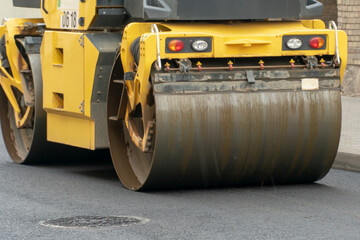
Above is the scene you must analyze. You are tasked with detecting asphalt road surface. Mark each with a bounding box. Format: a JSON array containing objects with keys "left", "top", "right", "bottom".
[{"left": 1, "top": 139, "right": 360, "bottom": 239}]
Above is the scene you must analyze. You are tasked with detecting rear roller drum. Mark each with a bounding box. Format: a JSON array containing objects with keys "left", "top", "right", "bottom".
[{"left": 0, "top": 52, "right": 61, "bottom": 164}]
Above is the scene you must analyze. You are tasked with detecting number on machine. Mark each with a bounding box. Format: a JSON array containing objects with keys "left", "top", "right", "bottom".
[{"left": 60, "top": 11, "right": 79, "bottom": 29}]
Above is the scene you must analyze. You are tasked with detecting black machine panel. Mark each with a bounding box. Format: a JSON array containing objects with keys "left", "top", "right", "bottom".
[
  {"left": 124, "top": 0, "right": 323, "bottom": 21},
  {"left": 12, "top": 0, "right": 323, "bottom": 22},
  {"left": 13, "top": 0, "right": 40, "bottom": 8}
]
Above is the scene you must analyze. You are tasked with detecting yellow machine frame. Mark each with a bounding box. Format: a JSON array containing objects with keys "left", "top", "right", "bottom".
[
  {"left": 0, "top": 17, "right": 347, "bottom": 151},
  {"left": 121, "top": 20, "right": 347, "bottom": 115}
]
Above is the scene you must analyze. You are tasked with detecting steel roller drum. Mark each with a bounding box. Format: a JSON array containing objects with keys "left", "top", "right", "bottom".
[{"left": 110, "top": 70, "right": 341, "bottom": 190}]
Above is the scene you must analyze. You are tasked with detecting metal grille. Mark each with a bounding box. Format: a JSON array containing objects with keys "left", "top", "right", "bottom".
[{"left": 39, "top": 216, "right": 149, "bottom": 228}]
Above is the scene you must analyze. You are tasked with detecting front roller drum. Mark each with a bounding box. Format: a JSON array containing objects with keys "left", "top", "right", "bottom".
[{"left": 109, "top": 86, "right": 341, "bottom": 190}]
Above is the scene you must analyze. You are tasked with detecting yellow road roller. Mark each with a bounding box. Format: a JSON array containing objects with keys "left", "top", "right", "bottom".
[{"left": 0, "top": 0, "right": 347, "bottom": 190}]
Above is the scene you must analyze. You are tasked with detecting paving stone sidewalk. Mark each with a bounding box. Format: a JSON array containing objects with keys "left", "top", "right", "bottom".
[
  {"left": 339, "top": 96, "right": 360, "bottom": 155},
  {"left": 333, "top": 96, "right": 360, "bottom": 172}
]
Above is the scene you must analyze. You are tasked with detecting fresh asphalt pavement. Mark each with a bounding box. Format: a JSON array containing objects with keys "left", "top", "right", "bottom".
[{"left": 1, "top": 138, "right": 360, "bottom": 239}]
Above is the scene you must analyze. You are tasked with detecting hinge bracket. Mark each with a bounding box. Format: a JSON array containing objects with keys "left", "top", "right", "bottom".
[{"left": 79, "top": 35, "right": 84, "bottom": 47}]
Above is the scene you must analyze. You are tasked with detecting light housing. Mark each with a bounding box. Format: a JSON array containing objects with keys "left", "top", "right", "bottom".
[
  {"left": 283, "top": 35, "right": 326, "bottom": 51},
  {"left": 168, "top": 40, "right": 184, "bottom": 52},
  {"left": 166, "top": 37, "right": 212, "bottom": 53},
  {"left": 309, "top": 37, "right": 325, "bottom": 49},
  {"left": 286, "top": 38, "right": 303, "bottom": 50},
  {"left": 192, "top": 40, "right": 209, "bottom": 52}
]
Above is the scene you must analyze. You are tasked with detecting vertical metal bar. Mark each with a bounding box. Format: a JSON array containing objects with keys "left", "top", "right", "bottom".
[
  {"left": 329, "top": 21, "right": 341, "bottom": 66},
  {"left": 151, "top": 24, "right": 162, "bottom": 71}
]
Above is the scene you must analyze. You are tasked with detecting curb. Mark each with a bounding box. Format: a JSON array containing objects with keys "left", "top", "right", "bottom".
[{"left": 333, "top": 152, "right": 360, "bottom": 173}]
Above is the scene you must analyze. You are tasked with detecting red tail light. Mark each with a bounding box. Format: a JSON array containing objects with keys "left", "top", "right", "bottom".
[
  {"left": 168, "top": 40, "right": 184, "bottom": 52},
  {"left": 309, "top": 37, "right": 325, "bottom": 49}
]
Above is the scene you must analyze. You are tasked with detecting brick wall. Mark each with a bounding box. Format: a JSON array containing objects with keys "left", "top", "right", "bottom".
[
  {"left": 337, "top": 0, "right": 360, "bottom": 96},
  {"left": 318, "top": 0, "right": 338, "bottom": 25},
  {"left": 317, "top": 0, "right": 360, "bottom": 96},
  {"left": 324, "top": 0, "right": 360, "bottom": 96}
]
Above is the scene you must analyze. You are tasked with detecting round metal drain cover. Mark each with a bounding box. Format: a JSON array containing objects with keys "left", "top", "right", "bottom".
[{"left": 39, "top": 216, "right": 149, "bottom": 228}]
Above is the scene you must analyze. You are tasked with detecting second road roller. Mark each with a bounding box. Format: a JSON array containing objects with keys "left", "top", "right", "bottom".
[{"left": 0, "top": 0, "right": 348, "bottom": 190}]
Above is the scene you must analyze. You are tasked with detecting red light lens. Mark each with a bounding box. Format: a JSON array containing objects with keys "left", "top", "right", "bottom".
[
  {"left": 168, "top": 40, "right": 184, "bottom": 52},
  {"left": 309, "top": 37, "right": 325, "bottom": 49}
]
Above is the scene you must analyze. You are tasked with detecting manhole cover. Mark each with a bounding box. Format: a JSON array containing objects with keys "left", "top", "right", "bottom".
[{"left": 39, "top": 216, "right": 149, "bottom": 228}]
